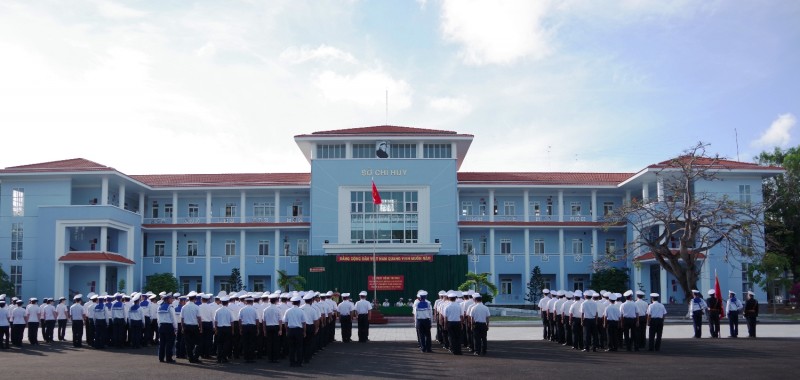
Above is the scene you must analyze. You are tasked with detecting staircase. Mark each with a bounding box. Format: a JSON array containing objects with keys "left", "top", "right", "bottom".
[{"left": 665, "top": 303, "right": 689, "bottom": 319}]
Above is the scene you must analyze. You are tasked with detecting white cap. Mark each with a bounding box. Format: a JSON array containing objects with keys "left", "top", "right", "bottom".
[
  {"left": 747, "top": 291, "right": 755, "bottom": 296},
  {"left": 302, "top": 293, "right": 314, "bottom": 300},
  {"left": 650, "top": 293, "right": 660, "bottom": 298},
  {"left": 691, "top": 289, "right": 700, "bottom": 294},
  {"left": 326, "top": 291, "right": 334, "bottom": 296},
  {"left": 708, "top": 289, "right": 716, "bottom": 295},
  {"left": 268, "top": 293, "right": 279, "bottom": 299},
  {"left": 635, "top": 290, "right": 645, "bottom": 296},
  {"left": 565, "top": 291, "right": 574, "bottom": 298},
  {"left": 187, "top": 291, "right": 197, "bottom": 297},
  {"left": 220, "top": 296, "right": 230, "bottom": 302},
  {"left": 290, "top": 296, "right": 302, "bottom": 302},
  {"left": 446, "top": 292, "right": 457, "bottom": 298},
  {"left": 609, "top": 293, "right": 618, "bottom": 301},
  {"left": 201, "top": 294, "right": 211, "bottom": 300},
  {"left": 158, "top": 291, "right": 166, "bottom": 297},
  {"left": 473, "top": 293, "right": 482, "bottom": 298},
  {"left": 30, "top": 297, "right": 38, "bottom": 301},
  {"left": 131, "top": 294, "right": 141, "bottom": 302},
  {"left": 573, "top": 290, "right": 583, "bottom": 298},
  {"left": 623, "top": 290, "right": 633, "bottom": 297},
  {"left": 438, "top": 290, "right": 447, "bottom": 296},
  {"left": 359, "top": 291, "right": 368, "bottom": 296},
  {"left": 417, "top": 290, "right": 428, "bottom": 297},
  {"left": 73, "top": 294, "right": 83, "bottom": 300},
  {"left": 542, "top": 288, "right": 550, "bottom": 294}
]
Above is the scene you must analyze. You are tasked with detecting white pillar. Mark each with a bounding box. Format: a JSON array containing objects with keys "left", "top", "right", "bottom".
[
  {"left": 205, "top": 230, "right": 212, "bottom": 294},
  {"left": 346, "top": 142, "right": 353, "bottom": 159},
  {"left": 558, "top": 228, "right": 565, "bottom": 290},
  {"left": 100, "top": 227, "right": 108, "bottom": 252},
  {"left": 240, "top": 230, "right": 247, "bottom": 288},
  {"left": 488, "top": 190, "right": 495, "bottom": 222},
  {"left": 625, "top": 190, "right": 631, "bottom": 206},
  {"left": 172, "top": 192, "right": 178, "bottom": 224},
  {"left": 101, "top": 177, "right": 109, "bottom": 206},
  {"left": 489, "top": 228, "right": 496, "bottom": 286},
  {"left": 56, "top": 263, "right": 65, "bottom": 299},
  {"left": 657, "top": 177, "right": 665, "bottom": 202},
  {"left": 591, "top": 190, "right": 597, "bottom": 222},
  {"left": 99, "top": 264, "right": 107, "bottom": 295},
  {"left": 274, "top": 191, "right": 281, "bottom": 223},
  {"left": 558, "top": 190, "right": 564, "bottom": 222},
  {"left": 524, "top": 229, "right": 530, "bottom": 303},
  {"left": 642, "top": 183, "right": 649, "bottom": 203},
  {"left": 592, "top": 229, "right": 598, "bottom": 262},
  {"left": 240, "top": 191, "right": 246, "bottom": 223},
  {"left": 661, "top": 267, "right": 668, "bottom": 301},
  {"left": 119, "top": 186, "right": 125, "bottom": 210},
  {"left": 172, "top": 230, "right": 178, "bottom": 275},
  {"left": 274, "top": 229, "right": 281, "bottom": 290},
  {"left": 206, "top": 191, "right": 212, "bottom": 223},
  {"left": 523, "top": 190, "right": 530, "bottom": 222}
]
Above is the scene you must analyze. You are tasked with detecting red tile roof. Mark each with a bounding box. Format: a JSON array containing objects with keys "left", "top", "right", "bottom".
[
  {"left": 648, "top": 156, "right": 782, "bottom": 171},
  {"left": 59, "top": 252, "right": 136, "bottom": 265},
  {"left": 130, "top": 173, "right": 311, "bottom": 188},
  {"left": 296, "top": 125, "right": 472, "bottom": 137},
  {"left": 1, "top": 158, "right": 115, "bottom": 173},
  {"left": 458, "top": 172, "right": 634, "bottom": 186}
]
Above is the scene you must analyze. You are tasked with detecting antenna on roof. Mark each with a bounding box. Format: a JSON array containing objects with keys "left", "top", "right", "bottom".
[{"left": 735, "top": 128, "right": 740, "bottom": 161}]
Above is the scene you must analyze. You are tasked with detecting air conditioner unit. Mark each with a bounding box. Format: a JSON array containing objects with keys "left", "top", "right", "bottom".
[
  {"left": 153, "top": 257, "right": 161, "bottom": 264},
  {"left": 255, "top": 257, "right": 265, "bottom": 264},
  {"left": 505, "top": 254, "right": 514, "bottom": 262},
  {"left": 289, "top": 256, "right": 299, "bottom": 263}
]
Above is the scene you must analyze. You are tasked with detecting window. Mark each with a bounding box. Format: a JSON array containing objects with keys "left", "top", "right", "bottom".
[
  {"left": 572, "top": 277, "right": 585, "bottom": 291},
  {"left": 283, "top": 241, "right": 291, "bottom": 256},
  {"left": 742, "top": 263, "right": 753, "bottom": 294},
  {"left": 350, "top": 190, "right": 419, "bottom": 244},
  {"left": 423, "top": 143, "right": 452, "bottom": 158},
  {"left": 462, "top": 239, "right": 474, "bottom": 255},
  {"left": 297, "top": 239, "right": 308, "bottom": 256},
  {"left": 225, "top": 240, "right": 236, "bottom": 256},
  {"left": 739, "top": 184, "right": 751, "bottom": 204},
  {"left": 546, "top": 198, "right": 553, "bottom": 215},
  {"left": 461, "top": 201, "right": 473, "bottom": 216},
  {"left": 219, "top": 281, "right": 231, "bottom": 293},
  {"left": 533, "top": 239, "right": 545, "bottom": 254},
  {"left": 570, "top": 202, "right": 581, "bottom": 216},
  {"left": 254, "top": 202, "right": 275, "bottom": 218},
  {"left": 352, "top": 143, "right": 373, "bottom": 158},
  {"left": 479, "top": 238, "right": 487, "bottom": 255},
  {"left": 605, "top": 239, "right": 616, "bottom": 254},
  {"left": 154, "top": 240, "right": 166, "bottom": 257},
  {"left": 503, "top": 201, "right": 515, "bottom": 217},
  {"left": 500, "top": 279, "right": 512, "bottom": 295},
  {"left": 603, "top": 202, "right": 614, "bottom": 216},
  {"left": 500, "top": 239, "right": 512, "bottom": 254},
  {"left": 187, "top": 241, "right": 198, "bottom": 257},
  {"left": 188, "top": 203, "right": 199, "bottom": 218},
  {"left": 195, "top": 281, "right": 203, "bottom": 293},
  {"left": 181, "top": 279, "right": 190, "bottom": 294},
  {"left": 531, "top": 202, "right": 541, "bottom": 216},
  {"left": 479, "top": 203, "right": 487, "bottom": 216},
  {"left": 253, "top": 279, "right": 265, "bottom": 292},
  {"left": 224, "top": 203, "right": 237, "bottom": 218},
  {"left": 291, "top": 202, "right": 304, "bottom": 217},
  {"left": 316, "top": 144, "right": 346, "bottom": 159},
  {"left": 151, "top": 201, "right": 159, "bottom": 218},
  {"left": 258, "top": 240, "right": 270, "bottom": 256},
  {"left": 12, "top": 188, "right": 24, "bottom": 216},
  {"left": 389, "top": 143, "right": 417, "bottom": 158},
  {"left": 572, "top": 239, "right": 583, "bottom": 254},
  {"left": 11, "top": 222, "right": 23, "bottom": 260},
  {"left": 165, "top": 203, "right": 173, "bottom": 218},
  {"left": 11, "top": 265, "right": 22, "bottom": 295}
]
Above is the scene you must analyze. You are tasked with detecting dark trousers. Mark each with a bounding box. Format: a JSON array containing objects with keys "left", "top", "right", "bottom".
[
  {"left": 329, "top": 316, "right": 336, "bottom": 343},
  {"left": 11, "top": 324, "right": 25, "bottom": 346},
  {"left": 340, "top": 316, "right": 352, "bottom": 342},
  {"left": 557, "top": 317, "right": 565, "bottom": 343},
  {"left": 303, "top": 325, "right": 315, "bottom": 362},
  {"left": 692, "top": 310, "right": 703, "bottom": 338},
  {"left": 0, "top": 326, "right": 9, "bottom": 348},
  {"left": 435, "top": 315, "right": 443, "bottom": 342},
  {"left": 416, "top": 318, "right": 432, "bottom": 352},
  {"left": 622, "top": 317, "right": 637, "bottom": 351},
  {"left": 113, "top": 318, "right": 125, "bottom": 347},
  {"left": 71, "top": 320, "right": 84, "bottom": 347},
  {"left": 636, "top": 316, "right": 647, "bottom": 348},
  {"left": 571, "top": 319, "right": 583, "bottom": 350},
  {"left": 216, "top": 326, "right": 232, "bottom": 361},
  {"left": 583, "top": 318, "right": 598, "bottom": 350},
  {"left": 606, "top": 321, "right": 619, "bottom": 350},
  {"left": 242, "top": 324, "right": 257, "bottom": 361},
  {"left": 94, "top": 319, "right": 107, "bottom": 349},
  {"left": 548, "top": 315, "right": 556, "bottom": 341},
  {"left": 231, "top": 321, "right": 241, "bottom": 358},
  {"left": 746, "top": 315, "right": 757, "bottom": 337},
  {"left": 357, "top": 314, "right": 369, "bottom": 342},
  {"left": 129, "top": 320, "right": 143, "bottom": 348},
  {"left": 541, "top": 311, "right": 548, "bottom": 339},
  {"left": 201, "top": 321, "right": 214, "bottom": 357},
  {"left": 440, "top": 318, "right": 450, "bottom": 349},
  {"left": 287, "top": 327, "right": 304, "bottom": 366},
  {"left": 447, "top": 321, "right": 462, "bottom": 355},
  {"left": 708, "top": 311, "right": 721, "bottom": 337},
  {"left": 648, "top": 318, "right": 664, "bottom": 351},
  {"left": 57, "top": 319, "right": 67, "bottom": 340},
  {"left": 183, "top": 324, "right": 200, "bottom": 360},
  {"left": 142, "top": 316, "right": 151, "bottom": 346},
  {"left": 159, "top": 323, "right": 175, "bottom": 361},
  {"left": 728, "top": 311, "right": 739, "bottom": 337},
  {"left": 27, "top": 321, "right": 40, "bottom": 344},
  {"left": 473, "top": 322, "right": 487, "bottom": 355},
  {"left": 565, "top": 317, "right": 573, "bottom": 346},
  {"left": 265, "top": 325, "right": 279, "bottom": 361},
  {"left": 44, "top": 319, "right": 56, "bottom": 342},
  {"left": 86, "top": 319, "right": 95, "bottom": 347},
  {"left": 175, "top": 323, "right": 185, "bottom": 358}
]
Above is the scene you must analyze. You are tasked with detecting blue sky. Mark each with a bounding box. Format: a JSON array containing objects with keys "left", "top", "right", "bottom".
[{"left": 1, "top": 1, "right": 798, "bottom": 174}]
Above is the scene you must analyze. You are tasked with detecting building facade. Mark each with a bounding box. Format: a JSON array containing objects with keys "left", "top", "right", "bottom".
[{"left": 0, "top": 126, "right": 782, "bottom": 304}]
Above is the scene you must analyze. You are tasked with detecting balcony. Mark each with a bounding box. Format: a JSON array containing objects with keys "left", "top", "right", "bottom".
[{"left": 142, "top": 215, "right": 310, "bottom": 225}]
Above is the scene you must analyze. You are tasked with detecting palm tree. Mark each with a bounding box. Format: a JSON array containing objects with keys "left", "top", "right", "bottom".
[
  {"left": 458, "top": 272, "right": 498, "bottom": 296},
  {"left": 277, "top": 269, "right": 306, "bottom": 291}
]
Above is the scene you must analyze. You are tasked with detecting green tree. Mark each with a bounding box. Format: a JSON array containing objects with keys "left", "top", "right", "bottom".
[
  {"left": 277, "top": 269, "right": 306, "bottom": 291},
  {"left": 229, "top": 268, "right": 244, "bottom": 292},
  {"left": 525, "top": 266, "right": 545, "bottom": 305},
  {"left": 458, "top": 272, "right": 498, "bottom": 303},
  {"left": 144, "top": 273, "right": 178, "bottom": 294},
  {"left": 757, "top": 146, "right": 800, "bottom": 279},
  {"left": 589, "top": 268, "right": 630, "bottom": 292},
  {"left": 748, "top": 251, "right": 793, "bottom": 314},
  {"left": 0, "top": 264, "right": 16, "bottom": 297},
  {"left": 605, "top": 143, "right": 769, "bottom": 301},
  {"left": 118, "top": 279, "right": 126, "bottom": 293}
]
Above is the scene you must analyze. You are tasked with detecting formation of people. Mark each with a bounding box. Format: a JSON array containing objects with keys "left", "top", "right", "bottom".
[
  {"left": 537, "top": 289, "right": 667, "bottom": 352},
  {"left": 421, "top": 289, "right": 491, "bottom": 356},
  {"left": 690, "top": 289, "right": 760, "bottom": 339}
]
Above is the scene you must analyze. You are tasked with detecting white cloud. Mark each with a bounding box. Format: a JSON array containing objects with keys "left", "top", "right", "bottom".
[
  {"left": 314, "top": 69, "right": 412, "bottom": 109},
  {"left": 90, "top": 0, "right": 146, "bottom": 19},
  {"left": 280, "top": 44, "right": 358, "bottom": 64},
  {"left": 752, "top": 113, "right": 796, "bottom": 149},
  {"left": 440, "top": 0, "right": 554, "bottom": 66},
  {"left": 428, "top": 96, "right": 472, "bottom": 115}
]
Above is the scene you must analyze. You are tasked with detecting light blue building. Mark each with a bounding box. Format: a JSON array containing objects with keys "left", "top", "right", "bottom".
[{"left": 0, "top": 126, "right": 782, "bottom": 305}]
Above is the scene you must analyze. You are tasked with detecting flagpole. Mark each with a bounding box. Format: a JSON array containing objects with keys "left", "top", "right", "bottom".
[{"left": 372, "top": 178, "right": 378, "bottom": 304}]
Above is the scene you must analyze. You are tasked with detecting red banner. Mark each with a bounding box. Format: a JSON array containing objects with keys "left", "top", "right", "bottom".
[
  {"left": 367, "top": 275, "right": 404, "bottom": 291},
  {"left": 336, "top": 254, "right": 433, "bottom": 263},
  {"left": 309, "top": 267, "right": 325, "bottom": 273}
]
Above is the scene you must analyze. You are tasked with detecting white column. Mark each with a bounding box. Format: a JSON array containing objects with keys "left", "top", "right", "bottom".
[
  {"left": 346, "top": 142, "right": 353, "bottom": 159},
  {"left": 240, "top": 191, "right": 247, "bottom": 223},
  {"left": 205, "top": 230, "right": 212, "bottom": 294},
  {"left": 274, "top": 191, "right": 281, "bottom": 223},
  {"left": 558, "top": 228, "right": 565, "bottom": 290},
  {"left": 206, "top": 191, "right": 212, "bottom": 223},
  {"left": 558, "top": 190, "right": 564, "bottom": 222},
  {"left": 172, "top": 192, "right": 178, "bottom": 224},
  {"left": 100, "top": 227, "right": 108, "bottom": 252},
  {"left": 592, "top": 229, "right": 598, "bottom": 262},
  {"left": 99, "top": 264, "right": 107, "bottom": 295},
  {"left": 171, "top": 230, "right": 178, "bottom": 275},
  {"left": 240, "top": 230, "right": 247, "bottom": 287},
  {"left": 523, "top": 190, "right": 530, "bottom": 222},
  {"left": 488, "top": 190, "right": 495, "bottom": 222},
  {"left": 489, "top": 229, "right": 496, "bottom": 286},
  {"left": 55, "top": 263, "right": 65, "bottom": 299},
  {"left": 524, "top": 229, "right": 530, "bottom": 304},
  {"left": 119, "top": 186, "right": 126, "bottom": 210},
  {"left": 274, "top": 229, "right": 281, "bottom": 290},
  {"left": 657, "top": 177, "right": 665, "bottom": 202},
  {"left": 625, "top": 190, "right": 631, "bottom": 206},
  {"left": 139, "top": 193, "right": 145, "bottom": 221},
  {"left": 101, "top": 177, "right": 109, "bottom": 206},
  {"left": 642, "top": 183, "right": 649, "bottom": 203},
  {"left": 661, "top": 267, "right": 668, "bottom": 301},
  {"left": 591, "top": 190, "right": 597, "bottom": 222}
]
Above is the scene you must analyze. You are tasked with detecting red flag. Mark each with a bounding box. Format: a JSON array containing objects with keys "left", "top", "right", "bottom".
[
  {"left": 371, "top": 180, "right": 382, "bottom": 205},
  {"left": 715, "top": 271, "right": 724, "bottom": 319}
]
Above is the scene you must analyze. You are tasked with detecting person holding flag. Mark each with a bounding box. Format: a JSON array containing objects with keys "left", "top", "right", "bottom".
[{"left": 706, "top": 289, "right": 722, "bottom": 338}]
